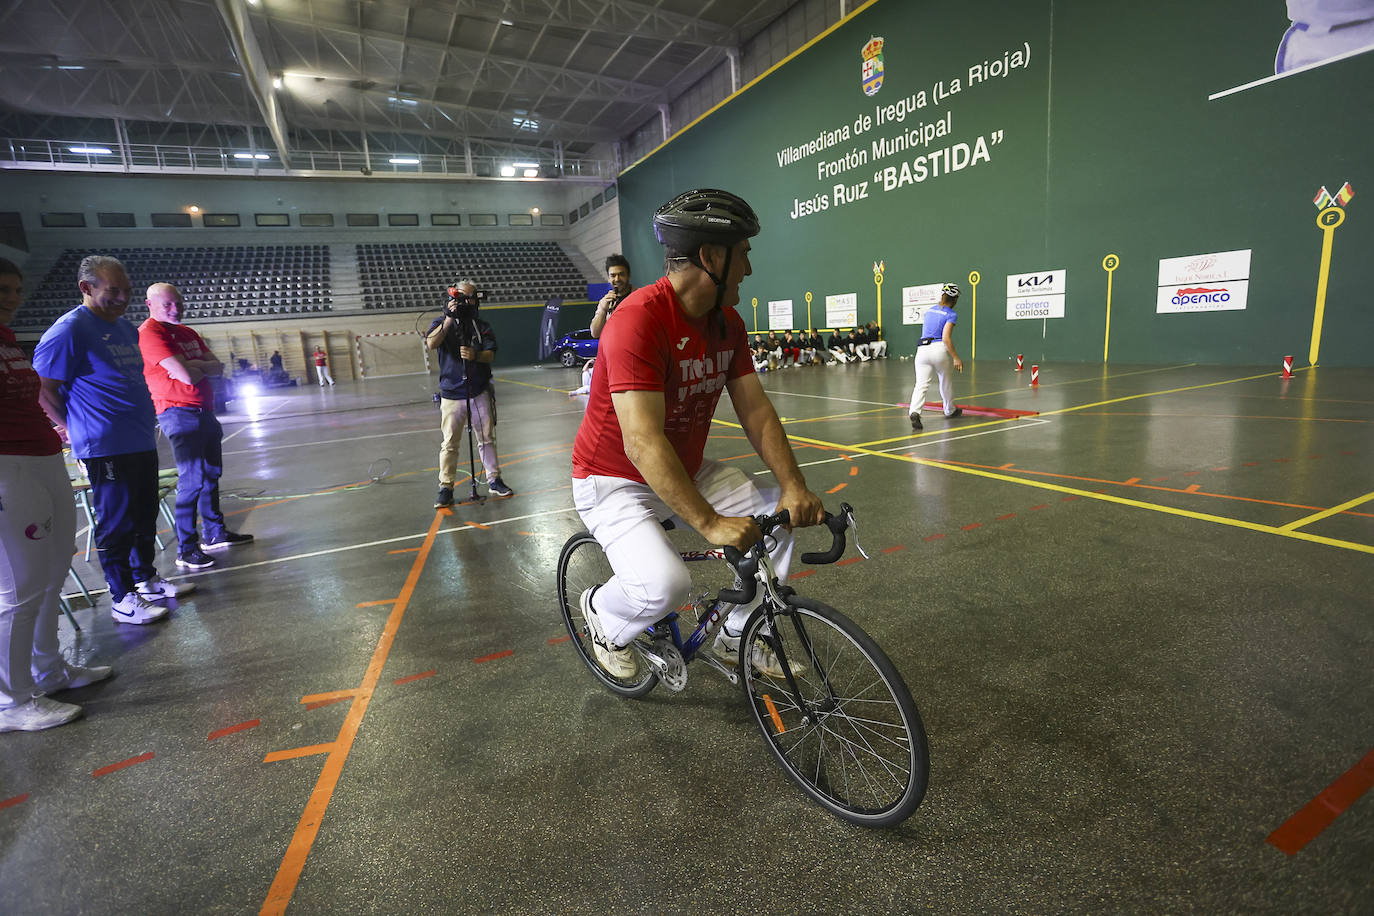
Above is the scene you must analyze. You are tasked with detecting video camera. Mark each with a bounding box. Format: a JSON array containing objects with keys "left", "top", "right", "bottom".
[{"left": 445, "top": 285, "right": 486, "bottom": 321}]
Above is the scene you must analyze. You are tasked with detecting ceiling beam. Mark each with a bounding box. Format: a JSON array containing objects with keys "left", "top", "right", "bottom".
[{"left": 214, "top": 0, "right": 290, "bottom": 161}]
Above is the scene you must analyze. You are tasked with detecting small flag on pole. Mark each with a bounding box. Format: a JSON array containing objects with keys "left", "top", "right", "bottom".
[
  {"left": 1313, "top": 186, "right": 1333, "bottom": 209},
  {"left": 1335, "top": 181, "right": 1355, "bottom": 207}
]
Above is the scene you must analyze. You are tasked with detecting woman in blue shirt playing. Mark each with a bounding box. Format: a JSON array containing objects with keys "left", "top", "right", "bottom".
[{"left": 909, "top": 283, "right": 964, "bottom": 430}]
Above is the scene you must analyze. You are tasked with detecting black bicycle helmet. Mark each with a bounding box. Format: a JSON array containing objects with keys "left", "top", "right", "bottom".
[{"left": 652, "top": 188, "right": 760, "bottom": 252}]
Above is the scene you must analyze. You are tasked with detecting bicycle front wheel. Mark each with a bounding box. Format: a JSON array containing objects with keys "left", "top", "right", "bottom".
[
  {"left": 740, "top": 596, "right": 929, "bottom": 827},
  {"left": 556, "top": 531, "right": 658, "bottom": 698}
]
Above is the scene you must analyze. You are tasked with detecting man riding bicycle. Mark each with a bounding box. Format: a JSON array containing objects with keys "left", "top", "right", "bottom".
[{"left": 571, "top": 189, "right": 825, "bottom": 679}]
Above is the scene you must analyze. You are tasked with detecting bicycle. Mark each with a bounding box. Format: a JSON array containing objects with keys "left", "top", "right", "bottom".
[{"left": 556, "top": 503, "right": 929, "bottom": 828}]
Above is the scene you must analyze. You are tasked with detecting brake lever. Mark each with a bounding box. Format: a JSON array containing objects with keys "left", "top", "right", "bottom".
[{"left": 840, "top": 502, "right": 869, "bottom": 559}]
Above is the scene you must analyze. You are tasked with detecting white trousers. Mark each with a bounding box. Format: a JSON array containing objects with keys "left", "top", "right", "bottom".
[
  {"left": 829, "top": 348, "right": 851, "bottom": 363},
  {"left": 855, "top": 343, "right": 872, "bottom": 361},
  {"left": 910, "top": 343, "right": 955, "bottom": 416},
  {"left": 317, "top": 366, "right": 334, "bottom": 385},
  {"left": 440, "top": 389, "right": 499, "bottom": 486},
  {"left": 0, "top": 453, "right": 74, "bottom": 708},
  {"left": 572, "top": 460, "right": 793, "bottom": 648},
  {"left": 870, "top": 340, "right": 888, "bottom": 358}
]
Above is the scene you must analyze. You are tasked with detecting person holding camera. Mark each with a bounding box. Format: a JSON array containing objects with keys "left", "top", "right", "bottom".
[{"left": 426, "top": 280, "right": 514, "bottom": 508}]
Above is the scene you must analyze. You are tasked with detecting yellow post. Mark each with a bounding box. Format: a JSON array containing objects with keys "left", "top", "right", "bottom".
[
  {"left": 967, "top": 270, "right": 981, "bottom": 361},
  {"left": 1310, "top": 206, "right": 1345, "bottom": 366},
  {"left": 872, "top": 260, "right": 885, "bottom": 328},
  {"left": 805, "top": 291, "right": 813, "bottom": 330},
  {"left": 1101, "top": 253, "right": 1120, "bottom": 363},
  {"left": 751, "top": 297, "right": 758, "bottom": 333}
]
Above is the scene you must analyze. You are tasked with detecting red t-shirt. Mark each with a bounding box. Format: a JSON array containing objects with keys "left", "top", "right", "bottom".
[
  {"left": 314, "top": 351, "right": 327, "bottom": 366},
  {"left": 0, "top": 325, "right": 62, "bottom": 456},
  {"left": 138, "top": 318, "right": 214, "bottom": 412},
  {"left": 572, "top": 276, "right": 753, "bottom": 482}
]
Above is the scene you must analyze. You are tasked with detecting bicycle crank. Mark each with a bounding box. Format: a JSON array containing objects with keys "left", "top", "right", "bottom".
[{"left": 634, "top": 639, "right": 688, "bottom": 692}]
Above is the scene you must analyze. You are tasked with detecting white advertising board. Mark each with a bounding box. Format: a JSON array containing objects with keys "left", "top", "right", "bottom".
[
  {"left": 1006, "top": 269, "right": 1067, "bottom": 299},
  {"left": 1157, "top": 249, "right": 1251, "bottom": 286},
  {"left": 1156, "top": 280, "right": 1249, "bottom": 313},
  {"left": 1006, "top": 295, "right": 1066, "bottom": 320},
  {"left": 902, "top": 283, "right": 943, "bottom": 324},
  {"left": 767, "top": 299, "right": 794, "bottom": 330},
  {"left": 825, "top": 292, "right": 858, "bottom": 328}
]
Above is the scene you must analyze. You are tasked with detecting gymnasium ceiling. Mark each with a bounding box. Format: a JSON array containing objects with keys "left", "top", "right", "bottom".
[{"left": 0, "top": 0, "right": 801, "bottom": 159}]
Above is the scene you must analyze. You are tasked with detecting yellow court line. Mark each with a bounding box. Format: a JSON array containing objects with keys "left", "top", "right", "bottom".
[
  {"left": 783, "top": 406, "right": 897, "bottom": 425},
  {"left": 498, "top": 376, "right": 576, "bottom": 393},
  {"left": 853, "top": 416, "right": 1026, "bottom": 449},
  {"left": 1281, "top": 491, "right": 1374, "bottom": 532},
  {"left": 1033, "top": 368, "right": 1301, "bottom": 418},
  {"left": 779, "top": 430, "right": 1374, "bottom": 556}
]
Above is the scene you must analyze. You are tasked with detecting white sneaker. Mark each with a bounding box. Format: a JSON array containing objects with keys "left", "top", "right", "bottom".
[
  {"left": 135, "top": 576, "right": 195, "bottom": 600},
  {"left": 713, "top": 627, "right": 807, "bottom": 679},
  {"left": 33, "top": 662, "right": 114, "bottom": 696},
  {"left": 0, "top": 696, "right": 83, "bottom": 733},
  {"left": 580, "top": 588, "right": 637, "bottom": 679},
  {"left": 111, "top": 592, "right": 170, "bottom": 625}
]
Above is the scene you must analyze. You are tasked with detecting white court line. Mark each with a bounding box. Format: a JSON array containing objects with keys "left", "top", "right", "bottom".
[
  {"left": 754, "top": 417, "right": 1052, "bottom": 474},
  {"left": 223, "top": 425, "right": 438, "bottom": 457},
  {"left": 167, "top": 506, "right": 578, "bottom": 580},
  {"left": 1208, "top": 44, "right": 1374, "bottom": 100},
  {"left": 764, "top": 390, "right": 902, "bottom": 407},
  {"left": 221, "top": 399, "right": 297, "bottom": 444}
]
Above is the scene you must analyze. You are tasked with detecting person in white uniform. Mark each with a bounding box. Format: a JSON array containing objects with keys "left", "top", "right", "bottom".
[{"left": 909, "top": 283, "right": 965, "bottom": 430}]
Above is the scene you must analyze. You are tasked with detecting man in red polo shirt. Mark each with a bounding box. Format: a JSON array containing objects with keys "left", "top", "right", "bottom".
[
  {"left": 571, "top": 189, "right": 824, "bottom": 680},
  {"left": 138, "top": 283, "right": 253, "bottom": 571}
]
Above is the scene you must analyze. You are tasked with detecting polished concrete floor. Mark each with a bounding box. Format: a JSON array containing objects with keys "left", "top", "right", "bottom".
[{"left": 1, "top": 357, "right": 1370, "bottom": 914}]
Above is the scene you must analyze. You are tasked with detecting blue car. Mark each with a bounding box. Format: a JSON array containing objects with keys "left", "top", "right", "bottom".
[{"left": 553, "top": 329, "right": 598, "bottom": 367}]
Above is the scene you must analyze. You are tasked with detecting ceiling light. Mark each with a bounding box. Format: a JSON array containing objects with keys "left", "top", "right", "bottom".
[
  {"left": 189, "top": 206, "right": 200, "bottom": 213},
  {"left": 68, "top": 146, "right": 112, "bottom": 155},
  {"left": 500, "top": 19, "right": 514, "bottom": 26},
  {"left": 500, "top": 166, "right": 516, "bottom": 177},
  {"left": 512, "top": 161, "right": 538, "bottom": 168},
  {"left": 389, "top": 157, "right": 420, "bottom": 165},
  {"left": 57, "top": 65, "right": 85, "bottom": 71},
  {"left": 387, "top": 96, "right": 419, "bottom": 106},
  {"left": 273, "top": 76, "right": 283, "bottom": 89},
  {"left": 531, "top": 207, "right": 540, "bottom": 215},
  {"left": 522, "top": 168, "right": 539, "bottom": 178},
  {"left": 233, "top": 153, "right": 270, "bottom": 160}
]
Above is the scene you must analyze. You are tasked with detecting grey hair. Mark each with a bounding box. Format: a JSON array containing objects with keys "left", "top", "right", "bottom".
[
  {"left": 78, "top": 255, "right": 127, "bottom": 288},
  {"left": 453, "top": 278, "right": 477, "bottom": 291}
]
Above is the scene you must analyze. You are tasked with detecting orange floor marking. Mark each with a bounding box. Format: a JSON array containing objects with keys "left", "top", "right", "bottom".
[
  {"left": 263, "top": 743, "right": 338, "bottom": 764},
  {"left": 209, "top": 719, "right": 261, "bottom": 741},
  {"left": 836, "top": 556, "right": 863, "bottom": 566},
  {"left": 996, "top": 513, "right": 1017, "bottom": 521},
  {"left": 92, "top": 752, "right": 154, "bottom": 778},
  {"left": 355, "top": 599, "right": 396, "bottom": 608},
  {"left": 303, "top": 697, "right": 350, "bottom": 711},
  {"left": 393, "top": 669, "right": 436, "bottom": 686},
  {"left": 1, "top": 793, "right": 29, "bottom": 811},
  {"left": 261, "top": 510, "right": 445, "bottom": 915},
  {"left": 387, "top": 547, "right": 421, "bottom": 555},
  {"left": 1123, "top": 477, "right": 1141, "bottom": 485},
  {"left": 881, "top": 545, "right": 906, "bottom": 554},
  {"left": 465, "top": 521, "right": 491, "bottom": 530},
  {"left": 763, "top": 694, "right": 786, "bottom": 734},
  {"left": 1268, "top": 748, "right": 1374, "bottom": 855},
  {"left": 791, "top": 569, "right": 815, "bottom": 579},
  {"left": 961, "top": 523, "right": 982, "bottom": 531},
  {"left": 475, "top": 650, "right": 514, "bottom": 664},
  {"left": 547, "top": 635, "right": 572, "bottom": 645},
  {"left": 849, "top": 466, "right": 859, "bottom": 476},
  {"left": 299, "top": 689, "right": 359, "bottom": 704},
  {"left": 1185, "top": 484, "right": 1201, "bottom": 493},
  {"left": 826, "top": 483, "right": 848, "bottom": 494}
]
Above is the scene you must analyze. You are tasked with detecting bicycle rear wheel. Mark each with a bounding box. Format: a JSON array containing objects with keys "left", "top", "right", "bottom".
[
  {"left": 740, "top": 596, "right": 928, "bottom": 827},
  {"left": 556, "top": 531, "right": 658, "bottom": 698}
]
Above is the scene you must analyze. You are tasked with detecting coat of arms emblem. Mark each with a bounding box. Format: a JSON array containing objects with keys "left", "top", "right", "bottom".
[{"left": 862, "top": 36, "right": 885, "bottom": 96}]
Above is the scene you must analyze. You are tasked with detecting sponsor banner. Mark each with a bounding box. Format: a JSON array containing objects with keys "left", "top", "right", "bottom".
[
  {"left": 1156, "top": 280, "right": 1249, "bottom": 313},
  {"left": 825, "top": 292, "right": 858, "bottom": 328},
  {"left": 1157, "top": 249, "right": 1251, "bottom": 286},
  {"left": 902, "top": 283, "right": 942, "bottom": 324},
  {"left": 1006, "top": 269, "right": 1067, "bottom": 299},
  {"left": 767, "top": 299, "right": 794, "bottom": 330},
  {"left": 1007, "top": 295, "right": 1065, "bottom": 320}
]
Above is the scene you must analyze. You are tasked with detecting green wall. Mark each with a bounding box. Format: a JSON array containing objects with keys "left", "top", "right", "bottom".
[{"left": 618, "top": 0, "right": 1372, "bottom": 366}]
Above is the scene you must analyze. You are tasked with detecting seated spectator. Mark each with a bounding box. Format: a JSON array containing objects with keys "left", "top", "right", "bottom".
[
  {"left": 807, "top": 328, "right": 830, "bottom": 364},
  {"left": 750, "top": 337, "right": 770, "bottom": 373},
  {"left": 569, "top": 358, "right": 596, "bottom": 396},
  {"left": 866, "top": 321, "right": 888, "bottom": 358},
  {"left": 765, "top": 331, "right": 784, "bottom": 368},
  {"left": 827, "top": 329, "right": 851, "bottom": 363},
  {"left": 781, "top": 330, "right": 802, "bottom": 367},
  {"left": 847, "top": 328, "right": 871, "bottom": 361}
]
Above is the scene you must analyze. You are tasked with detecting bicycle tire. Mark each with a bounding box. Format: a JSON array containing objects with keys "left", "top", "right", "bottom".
[
  {"left": 739, "top": 595, "right": 929, "bottom": 827},
  {"left": 556, "top": 531, "right": 659, "bottom": 699}
]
